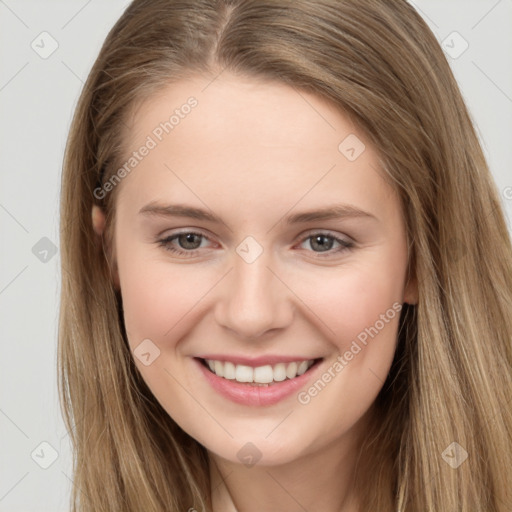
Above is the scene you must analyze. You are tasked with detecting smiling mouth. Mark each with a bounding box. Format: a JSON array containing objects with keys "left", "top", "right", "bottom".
[{"left": 197, "top": 357, "right": 324, "bottom": 386}]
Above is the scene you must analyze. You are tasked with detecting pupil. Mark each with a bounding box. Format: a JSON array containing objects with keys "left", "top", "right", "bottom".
[{"left": 312, "top": 235, "right": 332, "bottom": 252}]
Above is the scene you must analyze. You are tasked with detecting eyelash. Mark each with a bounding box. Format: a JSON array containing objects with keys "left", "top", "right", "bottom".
[{"left": 157, "top": 230, "right": 355, "bottom": 258}]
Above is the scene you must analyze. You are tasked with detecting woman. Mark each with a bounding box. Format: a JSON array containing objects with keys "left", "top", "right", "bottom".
[{"left": 58, "top": 1, "right": 512, "bottom": 510}]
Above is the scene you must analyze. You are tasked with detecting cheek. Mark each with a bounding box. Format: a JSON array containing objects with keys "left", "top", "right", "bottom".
[
  {"left": 291, "top": 258, "right": 405, "bottom": 351},
  {"left": 287, "top": 254, "right": 405, "bottom": 415},
  {"left": 116, "top": 237, "right": 215, "bottom": 349}
]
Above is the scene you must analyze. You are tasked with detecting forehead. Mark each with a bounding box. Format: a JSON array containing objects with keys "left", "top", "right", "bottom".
[
  {"left": 127, "top": 74, "right": 352, "bottom": 151},
  {"left": 116, "top": 73, "right": 396, "bottom": 218}
]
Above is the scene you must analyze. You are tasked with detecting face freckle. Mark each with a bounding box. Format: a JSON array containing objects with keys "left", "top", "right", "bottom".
[{"left": 111, "top": 72, "right": 416, "bottom": 468}]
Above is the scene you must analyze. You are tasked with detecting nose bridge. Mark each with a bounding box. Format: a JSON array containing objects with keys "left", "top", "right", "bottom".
[{"left": 214, "top": 239, "right": 293, "bottom": 339}]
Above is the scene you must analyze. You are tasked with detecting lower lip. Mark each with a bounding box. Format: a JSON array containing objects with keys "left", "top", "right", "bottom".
[{"left": 193, "top": 357, "right": 323, "bottom": 406}]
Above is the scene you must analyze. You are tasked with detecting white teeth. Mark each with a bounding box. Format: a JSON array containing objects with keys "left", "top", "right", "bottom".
[
  {"left": 235, "top": 365, "right": 253, "bottom": 383},
  {"left": 214, "top": 360, "right": 224, "bottom": 377},
  {"left": 224, "top": 361, "right": 236, "bottom": 380},
  {"left": 204, "top": 358, "right": 317, "bottom": 383},
  {"left": 273, "top": 363, "right": 287, "bottom": 382},
  {"left": 286, "top": 362, "right": 298, "bottom": 379},
  {"left": 254, "top": 365, "right": 273, "bottom": 383},
  {"left": 297, "top": 361, "right": 309, "bottom": 376}
]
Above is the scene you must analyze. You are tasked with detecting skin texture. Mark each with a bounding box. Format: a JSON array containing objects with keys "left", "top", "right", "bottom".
[{"left": 93, "top": 72, "right": 417, "bottom": 512}]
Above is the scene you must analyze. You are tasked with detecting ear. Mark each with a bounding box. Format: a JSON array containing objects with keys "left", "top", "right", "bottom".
[
  {"left": 92, "top": 204, "right": 106, "bottom": 236},
  {"left": 403, "top": 274, "right": 418, "bottom": 305},
  {"left": 91, "top": 205, "right": 120, "bottom": 289}
]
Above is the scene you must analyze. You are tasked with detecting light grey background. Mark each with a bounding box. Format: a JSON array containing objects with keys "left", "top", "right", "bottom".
[{"left": 0, "top": 1, "right": 511, "bottom": 510}]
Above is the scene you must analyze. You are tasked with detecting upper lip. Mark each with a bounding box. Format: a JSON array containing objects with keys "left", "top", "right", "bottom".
[{"left": 195, "top": 354, "right": 323, "bottom": 367}]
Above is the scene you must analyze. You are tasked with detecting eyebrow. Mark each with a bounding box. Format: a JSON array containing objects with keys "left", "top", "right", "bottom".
[{"left": 138, "top": 201, "right": 377, "bottom": 225}]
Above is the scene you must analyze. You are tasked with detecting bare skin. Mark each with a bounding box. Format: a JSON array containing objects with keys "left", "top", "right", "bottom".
[{"left": 93, "top": 72, "right": 417, "bottom": 512}]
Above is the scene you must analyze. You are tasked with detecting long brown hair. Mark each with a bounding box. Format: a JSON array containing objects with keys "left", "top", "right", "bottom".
[{"left": 58, "top": 1, "right": 512, "bottom": 510}]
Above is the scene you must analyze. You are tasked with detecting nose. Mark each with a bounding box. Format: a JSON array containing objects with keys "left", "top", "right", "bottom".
[{"left": 214, "top": 248, "right": 294, "bottom": 339}]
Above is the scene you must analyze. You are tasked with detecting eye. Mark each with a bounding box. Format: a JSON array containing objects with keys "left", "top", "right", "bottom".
[
  {"left": 157, "top": 230, "right": 354, "bottom": 258},
  {"left": 297, "top": 232, "right": 354, "bottom": 257},
  {"left": 157, "top": 231, "right": 213, "bottom": 257}
]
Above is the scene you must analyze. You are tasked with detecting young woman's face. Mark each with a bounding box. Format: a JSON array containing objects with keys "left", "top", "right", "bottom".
[{"left": 107, "top": 72, "right": 416, "bottom": 467}]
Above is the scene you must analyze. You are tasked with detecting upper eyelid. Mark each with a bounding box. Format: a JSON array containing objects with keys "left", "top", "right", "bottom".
[
  {"left": 160, "top": 228, "right": 215, "bottom": 243},
  {"left": 296, "top": 228, "right": 353, "bottom": 242}
]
